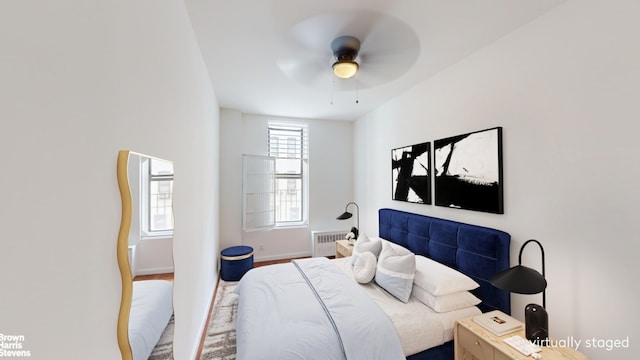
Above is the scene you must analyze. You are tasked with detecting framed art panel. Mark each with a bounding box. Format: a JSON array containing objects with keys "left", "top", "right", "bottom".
[
  {"left": 434, "top": 127, "right": 503, "bottom": 214},
  {"left": 391, "top": 142, "right": 431, "bottom": 204}
]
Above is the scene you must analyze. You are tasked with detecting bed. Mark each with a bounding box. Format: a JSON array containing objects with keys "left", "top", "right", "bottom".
[
  {"left": 235, "top": 208, "right": 511, "bottom": 360},
  {"left": 129, "top": 280, "right": 173, "bottom": 360}
]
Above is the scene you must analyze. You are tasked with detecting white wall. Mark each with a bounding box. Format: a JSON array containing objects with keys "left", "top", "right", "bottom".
[
  {"left": 134, "top": 237, "right": 174, "bottom": 275},
  {"left": 219, "top": 110, "right": 354, "bottom": 261},
  {"left": 353, "top": 1, "right": 639, "bottom": 358},
  {"left": 0, "top": 1, "right": 218, "bottom": 359}
]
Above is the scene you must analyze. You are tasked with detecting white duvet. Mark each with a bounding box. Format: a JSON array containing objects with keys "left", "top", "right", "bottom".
[{"left": 234, "top": 257, "right": 406, "bottom": 360}]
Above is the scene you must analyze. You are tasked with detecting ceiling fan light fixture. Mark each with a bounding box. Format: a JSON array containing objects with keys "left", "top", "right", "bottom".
[{"left": 332, "top": 60, "right": 359, "bottom": 79}]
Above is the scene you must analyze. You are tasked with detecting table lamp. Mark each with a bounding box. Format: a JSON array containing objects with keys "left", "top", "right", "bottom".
[
  {"left": 490, "top": 239, "right": 549, "bottom": 345},
  {"left": 336, "top": 202, "right": 359, "bottom": 239}
]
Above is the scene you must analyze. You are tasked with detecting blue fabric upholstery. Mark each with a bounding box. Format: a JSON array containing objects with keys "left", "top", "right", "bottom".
[
  {"left": 379, "top": 208, "right": 511, "bottom": 360},
  {"left": 220, "top": 246, "right": 254, "bottom": 281}
]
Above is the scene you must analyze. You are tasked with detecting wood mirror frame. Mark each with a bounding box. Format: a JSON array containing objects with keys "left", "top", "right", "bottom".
[
  {"left": 117, "top": 150, "right": 134, "bottom": 360},
  {"left": 117, "top": 150, "right": 174, "bottom": 360}
]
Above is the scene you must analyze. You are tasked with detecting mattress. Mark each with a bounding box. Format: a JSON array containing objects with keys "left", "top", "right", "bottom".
[{"left": 332, "top": 257, "right": 481, "bottom": 356}]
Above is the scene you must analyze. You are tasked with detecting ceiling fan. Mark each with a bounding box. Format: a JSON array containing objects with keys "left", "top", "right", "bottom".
[{"left": 276, "top": 9, "right": 421, "bottom": 90}]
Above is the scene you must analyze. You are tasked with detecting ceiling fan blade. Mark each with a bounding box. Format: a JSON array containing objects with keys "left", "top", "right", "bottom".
[
  {"left": 276, "top": 8, "right": 420, "bottom": 88},
  {"left": 276, "top": 58, "right": 329, "bottom": 85},
  {"left": 356, "top": 47, "right": 420, "bottom": 87},
  {"left": 356, "top": 13, "right": 420, "bottom": 87},
  {"left": 275, "top": 17, "right": 334, "bottom": 85}
]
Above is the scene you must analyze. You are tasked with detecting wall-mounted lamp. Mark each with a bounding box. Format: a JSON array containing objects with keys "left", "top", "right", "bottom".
[
  {"left": 490, "top": 239, "right": 549, "bottom": 344},
  {"left": 336, "top": 202, "right": 359, "bottom": 238}
]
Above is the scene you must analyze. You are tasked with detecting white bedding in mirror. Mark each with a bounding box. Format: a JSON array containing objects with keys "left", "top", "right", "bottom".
[{"left": 129, "top": 280, "right": 173, "bottom": 360}]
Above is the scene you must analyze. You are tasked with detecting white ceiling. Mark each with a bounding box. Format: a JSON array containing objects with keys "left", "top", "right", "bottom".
[{"left": 186, "top": 0, "right": 564, "bottom": 121}]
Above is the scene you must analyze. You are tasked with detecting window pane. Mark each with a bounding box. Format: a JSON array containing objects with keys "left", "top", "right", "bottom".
[
  {"left": 275, "top": 158, "right": 301, "bottom": 174},
  {"left": 267, "top": 122, "right": 307, "bottom": 227},
  {"left": 269, "top": 137, "right": 302, "bottom": 157},
  {"left": 150, "top": 159, "right": 174, "bottom": 176},
  {"left": 274, "top": 178, "right": 301, "bottom": 222},
  {"left": 150, "top": 179, "right": 174, "bottom": 231}
]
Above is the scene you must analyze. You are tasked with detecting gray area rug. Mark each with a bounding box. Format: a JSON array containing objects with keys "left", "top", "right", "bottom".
[
  {"left": 148, "top": 280, "right": 238, "bottom": 360},
  {"left": 200, "top": 280, "right": 238, "bottom": 360},
  {"left": 149, "top": 314, "right": 174, "bottom": 360}
]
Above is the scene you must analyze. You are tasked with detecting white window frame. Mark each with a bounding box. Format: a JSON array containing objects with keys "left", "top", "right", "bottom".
[
  {"left": 242, "top": 121, "right": 309, "bottom": 231},
  {"left": 140, "top": 157, "right": 174, "bottom": 238}
]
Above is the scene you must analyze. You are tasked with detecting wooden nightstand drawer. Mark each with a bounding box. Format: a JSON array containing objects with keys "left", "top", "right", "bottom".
[{"left": 458, "top": 325, "right": 494, "bottom": 360}]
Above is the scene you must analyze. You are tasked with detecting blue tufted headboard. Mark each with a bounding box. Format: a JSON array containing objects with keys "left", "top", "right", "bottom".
[{"left": 379, "top": 208, "right": 511, "bottom": 314}]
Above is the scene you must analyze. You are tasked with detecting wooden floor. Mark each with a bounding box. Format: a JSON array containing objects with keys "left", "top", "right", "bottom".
[
  {"left": 253, "top": 256, "right": 316, "bottom": 267},
  {"left": 133, "top": 273, "right": 174, "bottom": 281}
]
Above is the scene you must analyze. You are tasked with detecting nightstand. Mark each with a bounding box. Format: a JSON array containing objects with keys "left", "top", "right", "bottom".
[
  {"left": 454, "top": 314, "right": 588, "bottom": 360},
  {"left": 335, "top": 239, "right": 354, "bottom": 258}
]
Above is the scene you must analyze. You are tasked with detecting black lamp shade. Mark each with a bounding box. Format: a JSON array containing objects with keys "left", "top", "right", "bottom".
[
  {"left": 337, "top": 202, "right": 360, "bottom": 239},
  {"left": 490, "top": 265, "right": 547, "bottom": 295}
]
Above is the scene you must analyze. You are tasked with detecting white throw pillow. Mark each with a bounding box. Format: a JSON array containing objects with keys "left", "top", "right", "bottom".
[
  {"left": 351, "top": 233, "right": 382, "bottom": 266},
  {"left": 414, "top": 255, "right": 479, "bottom": 296},
  {"left": 412, "top": 285, "right": 481, "bottom": 313},
  {"left": 352, "top": 251, "right": 377, "bottom": 284},
  {"left": 375, "top": 242, "right": 416, "bottom": 303}
]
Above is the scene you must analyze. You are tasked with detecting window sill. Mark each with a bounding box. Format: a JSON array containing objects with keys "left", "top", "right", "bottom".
[
  {"left": 274, "top": 222, "right": 308, "bottom": 230},
  {"left": 141, "top": 233, "right": 174, "bottom": 240}
]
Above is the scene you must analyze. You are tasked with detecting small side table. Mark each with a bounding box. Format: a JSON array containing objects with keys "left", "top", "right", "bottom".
[
  {"left": 220, "top": 245, "right": 254, "bottom": 281},
  {"left": 335, "top": 239, "right": 354, "bottom": 258}
]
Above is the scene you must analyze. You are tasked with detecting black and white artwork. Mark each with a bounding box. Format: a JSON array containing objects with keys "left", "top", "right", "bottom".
[
  {"left": 392, "top": 142, "right": 431, "bottom": 204},
  {"left": 434, "top": 127, "right": 503, "bottom": 214}
]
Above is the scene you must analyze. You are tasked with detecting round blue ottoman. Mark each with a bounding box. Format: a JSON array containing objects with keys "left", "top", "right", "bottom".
[{"left": 220, "top": 245, "right": 254, "bottom": 281}]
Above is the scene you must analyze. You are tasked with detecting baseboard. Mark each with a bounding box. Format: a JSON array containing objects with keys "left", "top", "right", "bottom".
[
  {"left": 254, "top": 251, "right": 311, "bottom": 263},
  {"left": 189, "top": 277, "right": 217, "bottom": 360},
  {"left": 135, "top": 266, "right": 174, "bottom": 276}
]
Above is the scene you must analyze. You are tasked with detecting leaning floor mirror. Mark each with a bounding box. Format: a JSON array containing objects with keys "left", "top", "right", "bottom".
[{"left": 117, "top": 150, "right": 175, "bottom": 360}]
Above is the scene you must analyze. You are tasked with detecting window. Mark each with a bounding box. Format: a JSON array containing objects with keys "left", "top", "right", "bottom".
[
  {"left": 269, "top": 124, "right": 308, "bottom": 225},
  {"left": 242, "top": 122, "right": 308, "bottom": 231},
  {"left": 142, "top": 158, "right": 174, "bottom": 235}
]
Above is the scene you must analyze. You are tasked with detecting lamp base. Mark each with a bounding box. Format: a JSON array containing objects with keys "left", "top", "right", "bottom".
[
  {"left": 350, "top": 226, "right": 359, "bottom": 239},
  {"left": 525, "top": 303, "right": 549, "bottom": 346}
]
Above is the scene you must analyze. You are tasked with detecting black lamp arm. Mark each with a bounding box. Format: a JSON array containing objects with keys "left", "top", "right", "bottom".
[
  {"left": 519, "top": 239, "right": 546, "bottom": 308},
  {"left": 345, "top": 202, "right": 359, "bottom": 234}
]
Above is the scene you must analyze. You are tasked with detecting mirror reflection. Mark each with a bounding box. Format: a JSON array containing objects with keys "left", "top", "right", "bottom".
[{"left": 117, "top": 150, "right": 175, "bottom": 360}]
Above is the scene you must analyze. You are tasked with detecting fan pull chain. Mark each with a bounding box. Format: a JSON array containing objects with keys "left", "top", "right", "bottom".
[{"left": 355, "top": 78, "right": 359, "bottom": 104}]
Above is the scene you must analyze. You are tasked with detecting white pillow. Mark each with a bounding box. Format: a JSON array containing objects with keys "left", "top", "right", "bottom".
[
  {"left": 412, "top": 285, "right": 481, "bottom": 313},
  {"left": 375, "top": 242, "right": 415, "bottom": 303},
  {"left": 414, "top": 255, "right": 479, "bottom": 296},
  {"left": 352, "top": 251, "right": 377, "bottom": 284},
  {"left": 351, "top": 233, "right": 382, "bottom": 266}
]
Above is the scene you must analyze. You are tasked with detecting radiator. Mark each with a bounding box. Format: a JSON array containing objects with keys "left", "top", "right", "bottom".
[{"left": 311, "top": 230, "right": 349, "bottom": 257}]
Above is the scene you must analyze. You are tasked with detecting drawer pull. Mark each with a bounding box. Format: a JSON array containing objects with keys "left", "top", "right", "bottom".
[{"left": 475, "top": 341, "right": 480, "bottom": 346}]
